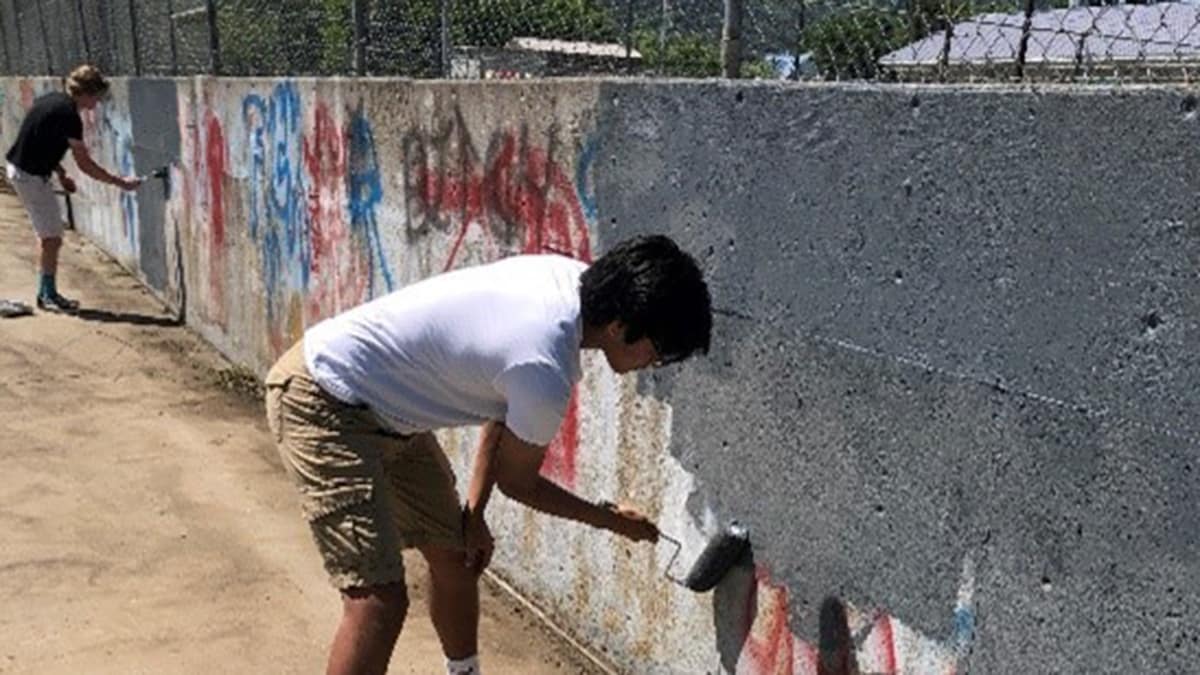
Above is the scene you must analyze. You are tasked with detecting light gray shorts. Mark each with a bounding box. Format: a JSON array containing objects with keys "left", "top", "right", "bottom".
[{"left": 6, "top": 162, "right": 64, "bottom": 239}]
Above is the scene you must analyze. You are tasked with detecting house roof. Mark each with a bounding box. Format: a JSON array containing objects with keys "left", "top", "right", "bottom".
[
  {"left": 881, "top": 2, "right": 1200, "bottom": 66},
  {"left": 506, "top": 37, "right": 642, "bottom": 59}
]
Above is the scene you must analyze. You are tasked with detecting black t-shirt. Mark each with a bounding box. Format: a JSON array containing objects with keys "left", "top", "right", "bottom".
[{"left": 5, "top": 92, "right": 84, "bottom": 177}]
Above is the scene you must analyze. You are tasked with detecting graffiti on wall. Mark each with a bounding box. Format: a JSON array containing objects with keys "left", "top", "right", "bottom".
[
  {"left": 401, "top": 105, "right": 594, "bottom": 272},
  {"left": 77, "top": 96, "right": 140, "bottom": 260},
  {"left": 402, "top": 106, "right": 599, "bottom": 487},
  {"left": 721, "top": 556, "right": 976, "bottom": 675},
  {"left": 237, "top": 83, "right": 395, "bottom": 354},
  {"left": 181, "top": 98, "right": 228, "bottom": 327}
]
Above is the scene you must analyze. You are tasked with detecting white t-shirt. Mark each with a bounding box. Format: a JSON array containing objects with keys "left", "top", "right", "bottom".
[{"left": 303, "top": 254, "right": 587, "bottom": 446}]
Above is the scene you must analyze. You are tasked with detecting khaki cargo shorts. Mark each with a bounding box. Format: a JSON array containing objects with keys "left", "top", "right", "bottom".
[{"left": 264, "top": 340, "right": 464, "bottom": 590}]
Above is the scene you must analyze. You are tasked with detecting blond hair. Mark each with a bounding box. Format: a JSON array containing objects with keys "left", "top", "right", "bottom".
[{"left": 66, "top": 64, "right": 109, "bottom": 98}]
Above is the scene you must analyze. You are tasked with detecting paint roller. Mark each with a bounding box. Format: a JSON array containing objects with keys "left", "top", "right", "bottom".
[
  {"left": 603, "top": 501, "right": 751, "bottom": 592},
  {"left": 136, "top": 165, "right": 170, "bottom": 183},
  {"left": 660, "top": 522, "right": 751, "bottom": 592}
]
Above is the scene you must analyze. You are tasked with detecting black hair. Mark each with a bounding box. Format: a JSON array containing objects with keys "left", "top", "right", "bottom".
[{"left": 580, "top": 234, "right": 712, "bottom": 364}]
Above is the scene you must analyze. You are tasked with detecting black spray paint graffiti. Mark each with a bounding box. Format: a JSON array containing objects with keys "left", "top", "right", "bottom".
[{"left": 400, "top": 104, "right": 595, "bottom": 270}]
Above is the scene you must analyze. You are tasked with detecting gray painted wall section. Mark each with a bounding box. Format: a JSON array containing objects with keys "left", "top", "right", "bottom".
[
  {"left": 129, "top": 78, "right": 179, "bottom": 291},
  {"left": 592, "top": 83, "right": 1200, "bottom": 672}
]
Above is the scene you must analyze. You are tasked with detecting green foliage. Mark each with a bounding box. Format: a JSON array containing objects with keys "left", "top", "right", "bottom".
[
  {"left": 635, "top": 30, "right": 722, "bottom": 78},
  {"left": 452, "top": 0, "right": 618, "bottom": 47},
  {"left": 318, "top": 0, "right": 354, "bottom": 74},
  {"left": 802, "top": 7, "right": 912, "bottom": 81},
  {"left": 218, "top": 0, "right": 328, "bottom": 75}
]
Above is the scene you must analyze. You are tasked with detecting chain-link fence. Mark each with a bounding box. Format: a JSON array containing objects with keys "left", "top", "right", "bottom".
[{"left": 3, "top": 1, "right": 1200, "bottom": 82}]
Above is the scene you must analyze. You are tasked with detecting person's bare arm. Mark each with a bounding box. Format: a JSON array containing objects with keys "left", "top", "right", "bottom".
[
  {"left": 462, "top": 421, "right": 503, "bottom": 572},
  {"left": 492, "top": 424, "right": 658, "bottom": 542},
  {"left": 53, "top": 164, "right": 76, "bottom": 193},
  {"left": 68, "top": 139, "right": 139, "bottom": 190}
]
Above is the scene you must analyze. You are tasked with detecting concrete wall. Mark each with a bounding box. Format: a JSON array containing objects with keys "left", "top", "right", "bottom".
[{"left": 3, "top": 76, "right": 1198, "bottom": 674}]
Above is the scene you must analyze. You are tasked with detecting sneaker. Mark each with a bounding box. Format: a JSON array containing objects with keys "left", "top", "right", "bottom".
[{"left": 36, "top": 293, "right": 80, "bottom": 313}]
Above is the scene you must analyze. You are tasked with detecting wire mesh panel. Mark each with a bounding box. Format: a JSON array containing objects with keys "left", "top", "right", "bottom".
[
  {"left": 749, "top": 0, "right": 1200, "bottom": 84},
  {"left": 3, "top": 0, "right": 1200, "bottom": 82},
  {"left": 442, "top": 0, "right": 650, "bottom": 79},
  {"left": 215, "top": 0, "right": 350, "bottom": 76},
  {"left": 171, "top": 1, "right": 218, "bottom": 75}
]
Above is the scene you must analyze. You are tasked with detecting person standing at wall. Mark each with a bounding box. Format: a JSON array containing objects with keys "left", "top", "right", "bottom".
[
  {"left": 4, "top": 64, "right": 142, "bottom": 312},
  {"left": 264, "top": 234, "right": 713, "bottom": 675}
]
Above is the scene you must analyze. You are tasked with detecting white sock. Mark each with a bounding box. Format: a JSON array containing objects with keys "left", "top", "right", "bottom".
[{"left": 447, "top": 654, "right": 481, "bottom": 675}]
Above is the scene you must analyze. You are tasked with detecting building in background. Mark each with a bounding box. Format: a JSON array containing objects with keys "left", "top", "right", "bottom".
[
  {"left": 880, "top": 1, "right": 1200, "bottom": 81},
  {"left": 451, "top": 37, "right": 643, "bottom": 79}
]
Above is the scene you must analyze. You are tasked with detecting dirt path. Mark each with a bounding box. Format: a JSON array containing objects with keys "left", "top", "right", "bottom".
[{"left": 0, "top": 191, "right": 600, "bottom": 675}]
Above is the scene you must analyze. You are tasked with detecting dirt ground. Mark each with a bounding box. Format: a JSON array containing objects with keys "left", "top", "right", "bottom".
[{"left": 0, "top": 190, "right": 603, "bottom": 675}]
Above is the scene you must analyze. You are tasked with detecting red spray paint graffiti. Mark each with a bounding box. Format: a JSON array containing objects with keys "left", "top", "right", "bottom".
[
  {"left": 204, "top": 109, "right": 226, "bottom": 325},
  {"left": 404, "top": 114, "right": 592, "bottom": 271},
  {"left": 405, "top": 113, "right": 594, "bottom": 487},
  {"left": 738, "top": 566, "right": 805, "bottom": 675},
  {"left": 733, "top": 566, "right": 916, "bottom": 675},
  {"left": 301, "top": 101, "right": 369, "bottom": 323},
  {"left": 861, "top": 614, "right": 898, "bottom": 675},
  {"left": 540, "top": 390, "right": 579, "bottom": 488}
]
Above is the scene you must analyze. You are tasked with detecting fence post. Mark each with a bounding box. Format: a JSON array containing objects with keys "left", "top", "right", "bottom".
[
  {"left": 205, "top": 0, "right": 221, "bottom": 75},
  {"left": 721, "top": 0, "right": 742, "bottom": 78},
  {"left": 659, "top": 0, "right": 670, "bottom": 72},
  {"left": 0, "top": 2, "right": 12, "bottom": 74},
  {"left": 938, "top": 9, "right": 954, "bottom": 81},
  {"left": 792, "top": 0, "right": 805, "bottom": 80},
  {"left": 12, "top": 0, "right": 24, "bottom": 74},
  {"left": 440, "top": 0, "right": 451, "bottom": 78},
  {"left": 352, "top": 0, "right": 366, "bottom": 75},
  {"left": 623, "top": 0, "right": 634, "bottom": 60},
  {"left": 34, "top": 0, "right": 54, "bottom": 74},
  {"left": 128, "top": 0, "right": 142, "bottom": 75},
  {"left": 75, "top": 0, "right": 92, "bottom": 62},
  {"left": 166, "top": 0, "right": 179, "bottom": 75},
  {"left": 1015, "top": 0, "right": 1035, "bottom": 80}
]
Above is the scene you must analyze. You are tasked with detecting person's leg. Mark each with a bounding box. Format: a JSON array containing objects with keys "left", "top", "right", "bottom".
[
  {"left": 418, "top": 544, "right": 480, "bottom": 661},
  {"left": 38, "top": 235, "right": 61, "bottom": 287},
  {"left": 326, "top": 583, "right": 410, "bottom": 675},
  {"left": 9, "top": 166, "right": 73, "bottom": 309},
  {"left": 389, "top": 432, "right": 482, "bottom": 673},
  {"left": 34, "top": 234, "right": 77, "bottom": 310},
  {"left": 266, "top": 348, "right": 411, "bottom": 673}
]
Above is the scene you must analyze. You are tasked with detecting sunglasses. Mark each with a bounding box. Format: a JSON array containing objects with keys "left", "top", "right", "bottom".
[{"left": 650, "top": 337, "right": 688, "bottom": 368}]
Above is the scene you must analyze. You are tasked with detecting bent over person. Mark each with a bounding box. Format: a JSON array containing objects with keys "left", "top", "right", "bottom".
[
  {"left": 4, "top": 64, "right": 141, "bottom": 312},
  {"left": 265, "top": 234, "right": 713, "bottom": 675}
]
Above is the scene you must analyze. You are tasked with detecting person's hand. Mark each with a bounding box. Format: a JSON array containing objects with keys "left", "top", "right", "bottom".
[
  {"left": 59, "top": 175, "right": 76, "bottom": 194},
  {"left": 600, "top": 501, "right": 659, "bottom": 543},
  {"left": 463, "top": 506, "right": 494, "bottom": 575},
  {"left": 117, "top": 175, "right": 143, "bottom": 191}
]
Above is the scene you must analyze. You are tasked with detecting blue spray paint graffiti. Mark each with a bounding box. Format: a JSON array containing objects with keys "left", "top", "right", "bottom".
[
  {"left": 241, "top": 82, "right": 310, "bottom": 327},
  {"left": 118, "top": 136, "right": 137, "bottom": 248},
  {"left": 575, "top": 135, "right": 599, "bottom": 226},
  {"left": 98, "top": 105, "right": 138, "bottom": 253},
  {"left": 242, "top": 96, "right": 266, "bottom": 240},
  {"left": 347, "top": 106, "right": 394, "bottom": 297}
]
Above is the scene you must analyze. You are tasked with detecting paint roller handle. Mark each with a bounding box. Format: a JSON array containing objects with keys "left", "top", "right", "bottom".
[
  {"left": 116, "top": 175, "right": 143, "bottom": 191},
  {"left": 133, "top": 165, "right": 170, "bottom": 186}
]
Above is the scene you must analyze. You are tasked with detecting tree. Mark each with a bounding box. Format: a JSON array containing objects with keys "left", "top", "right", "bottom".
[
  {"left": 214, "top": 0, "right": 623, "bottom": 77},
  {"left": 218, "top": 0, "right": 327, "bottom": 75},
  {"left": 802, "top": 6, "right": 912, "bottom": 81},
  {"left": 453, "top": 0, "right": 618, "bottom": 47}
]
